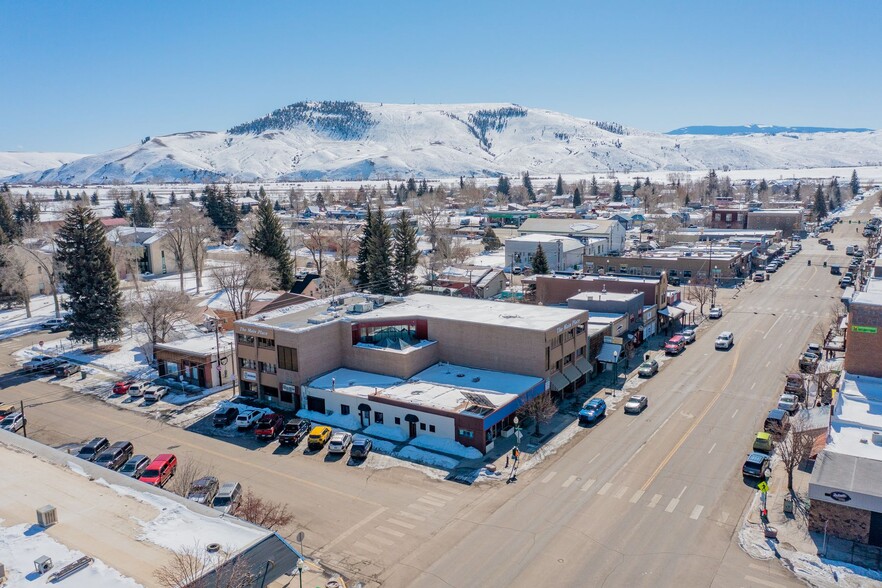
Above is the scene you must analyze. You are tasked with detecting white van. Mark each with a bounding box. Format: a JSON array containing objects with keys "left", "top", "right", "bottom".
[{"left": 715, "top": 331, "right": 734, "bottom": 350}]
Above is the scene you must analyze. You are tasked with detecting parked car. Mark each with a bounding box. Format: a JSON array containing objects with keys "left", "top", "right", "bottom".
[
  {"left": 579, "top": 398, "right": 607, "bottom": 424},
  {"left": 187, "top": 476, "right": 220, "bottom": 505},
  {"left": 764, "top": 409, "right": 791, "bottom": 436},
  {"left": 623, "top": 395, "right": 648, "bottom": 414},
  {"left": 236, "top": 409, "right": 262, "bottom": 430},
  {"left": 0, "top": 411, "right": 26, "bottom": 433},
  {"left": 119, "top": 454, "right": 151, "bottom": 479},
  {"left": 840, "top": 276, "right": 853, "bottom": 288},
  {"left": 715, "top": 331, "right": 734, "bottom": 350},
  {"left": 213, "top": 482, "right": 242, "bottom": 514},
  {"left": 676, "top": 329, "right": 696, "bottom": 344},
  {"left": 141, "top": 454, "right": 178, "bottom": 487},
  {"left": 708, "top": 306, "right": 723, "bottom": 319},
  {"left": 308, "top": 426, "right": 333, "bottom": 449},
  {"left": 75, "top": 437, "right": 109, "bottom": 462},
  {"left": 54, "top": 362, "right": 81, "bottom": 378},
  {"left": 826, "top": 243, "right": 835, "bottom": 251},
  {"left": 127, "top": 382, "right": 146, "bottom": 398},
  {"left": 112, "top": 380, "right": 135, "bottom": 395},
  {"left": 0, "top": 402, "right": 16, "bottom": 417},
  {"left": 753, "top": 272, "right": 766, "bottom": 282},
  {"left": 95, "top": 441, "right": 134, "bottom": 471},
  {"left": 41, "top": 318, "right": 68, "bottom": 331},
  {"left": 742, "top": 452, "right": 771, "bottom": 479},
  {"left": 22, "top": 355, "right": 61, "bottom": 373},
  {"left": 799, "top": 352, "right": 820, "bottom": 372},
  {"left": 350, "top": 436, "right": 373, "bottom": 459},
  {"left": 255, "top": 413, "right": 285, "bottom": 440},
  {"left": 846, "top": 245, "right": 855, "bottom": 255},
  {"left": 778, "top": 393, "right": 800, "bottom": 414},
  {"left": 664, "top": 335, "right": 686, "bottom": 355},
  {"left": 637, "top": 359, "right": 659, "bottom": 378},
  {"left": 328, "top": 432, "right": 353, "bottom": 454},
  {"left": 212, "top": 406, "right": 239, "bottom": 427},
  {"left": 752, "top": 432, "right": 774, "bottom": 453},
  {"left": 785, "top": 373, "right": 805, "bottom": 399},
  {"left": 765, "top": 264, "right": 778, "bottom": 273},
  {"left": 278, "top": 418, "right": 311, "bottom": 446},
  {"left": 144, "top": 385, "right": 169, "bottom": 402}
]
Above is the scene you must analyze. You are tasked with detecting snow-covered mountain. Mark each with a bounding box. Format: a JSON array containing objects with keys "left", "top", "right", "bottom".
[
  {"left": 667, "top": 124, "right": 873, "bottom": 136},
  {"left": 5, "top": 101, "right": 882, "bottom": 185},
  {"left": 0, "top": 152, "right": 89, "bottom": 179}
]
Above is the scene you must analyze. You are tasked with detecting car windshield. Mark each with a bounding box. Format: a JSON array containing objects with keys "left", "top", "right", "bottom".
[
  {"left": 80, "top": 447, "right": 96, "bottom": 455},
  {"left": 120, "top": 463, "right": 137, "bottom": 473},
  {"left": 96, "top": 453, "right": 113, "bottom": 462},
  {"left": 1, "top": 417, "right": 13, "bottom": 426},
  {"left": 640, "top": 362, "right": 652, "bottom": 368},
  {"left": 143, "top": 468, "right": 160, "bottom": 478},
  {"left": 213, "top": 496, "right": 231, "bottom": 506}
]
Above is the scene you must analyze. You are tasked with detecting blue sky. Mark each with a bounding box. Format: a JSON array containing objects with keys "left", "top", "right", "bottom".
[{"left": 2, "top": 1, "right": 880, "bottom": 153}]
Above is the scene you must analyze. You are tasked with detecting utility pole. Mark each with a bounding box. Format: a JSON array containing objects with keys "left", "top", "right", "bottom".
[{"left": 19, "top": 399, "right": 26, "bottom": 438}]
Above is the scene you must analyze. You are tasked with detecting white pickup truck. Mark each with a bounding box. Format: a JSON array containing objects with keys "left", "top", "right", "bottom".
[{"left": 22, "top": 355, "right": 61, "bottom": 373}]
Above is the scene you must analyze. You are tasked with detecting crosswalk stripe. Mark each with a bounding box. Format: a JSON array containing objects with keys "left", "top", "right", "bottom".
[
  {"left": 417, "top": 497, "right": 444, "bottom": 508},
  {"left": 562, "top": 475, "right": 577, "bottom": 488},
  {"left": 690, "top": 505, "right": 704, "bottom": 520},
  {"left": 580, "top": 478, "right": 596, "bottom": 492},
  {"left": 386, "top": 518, "right": 416, "bottom": 530},
  {"left": 353, "top": 541, "right": 382, "bottom": 555},
  {"left": 426, "top": 491, "right": 454, "bottom": 502},
  {"left": 375, "top": 525, "right": 406, "bottom": 538},
  {"left": 397, "top": 511, "right": 425, "bottom": 522},
  {"left": 541, "top": 471, "right": 557, "bottom": 484},
  {"left": 597, "top": 482, "right": 612, "bottom": 496},
  {"left": 629, "top": 490, "right": 645, "bottom": 504},
  {"left": 648, "top": 494, "right": 662, "bottom": 508},
  {"left": 613, "top": 486, "right": 628, "bottom": 499},
  {"left": 408, "top": 503, "right": 435, "bottom": 514},
  {"left": 363, "top": 533, "right": 394, "bottom": 546},
  {"left": 665, "top": 498, "right": 679, "bottom": 513}
]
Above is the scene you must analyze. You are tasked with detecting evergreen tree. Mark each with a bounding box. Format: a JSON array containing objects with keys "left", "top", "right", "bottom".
[
  {"left": 572, "top": 187, "right": 582, "bottom": 208},
  {"left": 633, "top": 178, "right": 642, "bottom": 193},
  {"left": 367, "top": 206, "right": 393, "bottom": 294},
  {"left": 90, "top": 191, "right": 99, "bottom": 205},
  {"left": 189, "top": 189, "right": 197, "bottom": 201},
  {"left": 830, "top": 178, "right": 842, "bottom": 209},
  {"left": 459, "top": 176, "right": 465, "bottom": 190},
  {"left": 496, "top": 176, "right": 510, "bottom": 196},
  {"left": 168, "top": 191, "right": 177, "bottom": 206},
  {"left": 612, "top": 180, "right": 623, "bottom": 202},
  {"left": 555, "top": 175, "right": 564, "bottom": 196},
  {"left": 27, "top": 201, "right": 40, "bottom": 223},
  {"left": 249, "top": 197, "right": 294, "bottom": 290},
  {"left": 590, "top": 175, "right": 599, "bottom": 196},
  {"left": 355, "top": 205, "right": 374, "bottom": 287},
  {"left": 112, "top": 199, "right": 127, "bottom": 219},
  {"left": 705, "top": 169, "right": 718, "bottom": 200},
  {"left": 273, "top": 199, "right": 282, "bottom": 212},
  {"left": 259, "top": 186, "right": 267, "bottom": 199},
  {"left": 131, "top": 193, "right": 155, "bottom": 227},
  {"left": 850, "top": 169, "right": 861, "bottom": 196},
  {"left": 55, "top": 206, "right": 124, "bottom": 350},
  {"left": 65, "top": 190, "right": 72, "bottom": 201},
  {"left": 406, "top": 177, "right": 417, "bottom": 193},
  {"left": 684, "top": 193, "right": 691, "bottom": 206},
  {"left": 53, "top": 189, "right": 62, "bottom": 201},
  {"left": 482, "top": 227, "right": 502, "bottom": 251},
  {"left": 391, "top": 213, "right": 419, "bottom": 296},
  {"left": 0, "top": 197, "right": 19, "bottom": 239},
  {"left": 146, "top": 190, "right": 156, "bottom": 202},
  {"left": 532, "top": 243, "right": 549, "bottom": 274},
  {"left": 204, "top": 184, "right": 240, "bottom": 238},
  {"left": 523, "top": 172, "right": 536, "bottom": 202},
  {"left": 758, "top": 178, "right": 769, "bottom": 194},
  {"left": 813, "top": 185, "right": 827, "bottom": 220},
  {"left": 794, "top": 182, "right": 802, "bottom": 201},
  {"left": 418, "top": 179, "right": 428, "bottom": 196},
  {"left": 315, "top": 192, "right": 325, "bottom": 209}
]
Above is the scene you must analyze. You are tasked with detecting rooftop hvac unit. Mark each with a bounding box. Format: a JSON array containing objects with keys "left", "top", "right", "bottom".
[
  {"left": 873, "top": 431, "right": 882, "bottom": 447},
  {"left": 34, "top": 556, "right": 53, "bottom": 575},
  {"left": 348, "top": 302, "right": 374, "bottom": 314},
  {"left": 36, "top": 505, "right": 57, "bottom": 528}
]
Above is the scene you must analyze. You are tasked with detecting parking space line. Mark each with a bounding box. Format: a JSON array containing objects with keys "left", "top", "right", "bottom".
[
  {"left": 588, "top": 453, "right": 599, "bottom": 464},
  {"left": 561, "top": 475, "right": 577, "bottom": 488},
  {"left": 363, "top": 533, "right": 395, "bottom": 547},
  {"left": 629, "top": 490, "right": 644, "bottom": 504},
  {"left": 580, "top": 478, "right": 596, "bottom": 492},
  {"left": 597, "top": 482, "right": 613, "bottom": 496},
  {"left": 732, "top": 409, "right": 738, "bottom": 419},
  {"left": 386, "top": 518, "right": 416, "bottom": 530},
  {"left": 665, "top": 498, "right": 679, "bottom": 513},
  {"left": 541, "top": 471, "right": 558, "bottom": 484},
  {"left": 751, "top": 382, "right": 757, "bottom": 390},
  {"left": 648, "top": 494, "right": 662, "bottom": 508},
  {"left": 375, "top": 525, "right": 406, "bottom": 539},
  {"left": 707, "top": 443, "right": 716, "bottom": 455},
  {"left": 397, "top": 511, "right": 425, "bottom": 522},
  {"left": 690, "top": 505, "right": 704, "bottom": 520}
]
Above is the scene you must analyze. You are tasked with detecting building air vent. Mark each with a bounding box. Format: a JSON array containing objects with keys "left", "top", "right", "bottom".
[
  {"left": 472, "top": 377, "right": 481, "bottom": 383},
  {"left": 36, "top": 505, "right": 57, "bottom": 528},
  {"left": 456, "top": 373, "right": 465, "bottom": 378},
  {"left": 873, "top": 431, "right": 882, "bottom": 447}
]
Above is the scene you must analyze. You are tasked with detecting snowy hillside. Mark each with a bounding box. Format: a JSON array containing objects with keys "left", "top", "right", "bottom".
[
  {"left": 667, "top": 124, "right": 873, "bottom": 136},
  {"left": 0, "top": 151, "right": 89, "bottom": 178},
  {"left": 5, "top": 101, "right": 882, "bottom": 184}
]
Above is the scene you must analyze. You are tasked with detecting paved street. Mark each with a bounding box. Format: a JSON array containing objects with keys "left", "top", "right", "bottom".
[{"left": 0, "top": 197, "right": 877, "bottom": 587}]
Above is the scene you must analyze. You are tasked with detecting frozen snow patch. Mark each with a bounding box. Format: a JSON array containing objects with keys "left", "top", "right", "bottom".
[
  {"left": 363, "top": 424, "right": 407, "bottom": 442},
  {"left": 394, "top": 446, "right": 459, "bottom": 470},
  {"left": 408, "top": 435, "right": 482, "bottom": 459},
  {"left": 296, "top": 408, "right": 360, "bottom": 431}
]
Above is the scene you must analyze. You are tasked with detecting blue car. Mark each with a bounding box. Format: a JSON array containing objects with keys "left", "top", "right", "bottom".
[{"left": 579, "top": 398, "right": 607, "bottom": 424}]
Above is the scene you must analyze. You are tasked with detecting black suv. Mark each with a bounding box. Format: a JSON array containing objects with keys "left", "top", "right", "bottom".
[
  {"left": 76, "top": 437, "right": 109, "bottom": 462},
  {"left": 278, "top": 418, "right": 311, "bottom": 446},
  {"left": 95, "top": 441, "right": 134, "bottom": 471},
  {"left": 212, "top": 406, "right": 239, "bottom": 427}
]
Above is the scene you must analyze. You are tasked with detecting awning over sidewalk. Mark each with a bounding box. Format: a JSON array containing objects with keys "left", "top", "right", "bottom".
[
  {"left": 658, "top": 306, "right": 685, "bottom": 320},
  {"left": 673, "top": 301, "right": 697, "bottom": 314},
  {"left": 596, "top": 343, "right": 623, "bottom": 364},
  {"left": 550, "top": 372, "right": 569, "bottom": 392},
  {"left": 563, "top": 364, "right": 581, "bottom": 383},
  {"left": 575, "top": 357, "right": 593, "bottom": 376}
]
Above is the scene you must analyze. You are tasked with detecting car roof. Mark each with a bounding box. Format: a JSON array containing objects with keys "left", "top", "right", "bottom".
[
  {"left": 629, "top": 395, "right": 647, "bottom": 401},
  {"left": 668, "top": 335, "right": 684, "bottom": 341},
  {"left": 755, "top": 432, "right": 771, "bottom": 440},
  {"left": 746, "top": 452, "right": 768, "bottom": 463},
  {"left": 311, "top": 425, "right": 331, "bottom": 432},
  {"left": 718, "top": 331, "right": 733, "bottom": 337},
  {"left": 218, "top": 481, "right": 240, "bottom": 493},
  {"left": 767, "top": 409, "right": 787, "bottom": 419},
  {"left": 152, "top": 453, "right": 175, "bottom": 462},
  {"left": 128, "top": 454, "right": 149, "bottom": 462},
  {"left": 585, "top": 398, "right": 605, "bottom": 407},
  {"left": 352, "top": 435, "right": 370, "bottom": 444}
]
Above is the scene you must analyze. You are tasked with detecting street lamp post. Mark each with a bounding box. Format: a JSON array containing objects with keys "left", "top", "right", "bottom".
[
  {"left": 612, "top": 350, "right": 619, "bottom": 390},
  {"left": 297, "top": 559, "right": 304, "bottom": 588}
]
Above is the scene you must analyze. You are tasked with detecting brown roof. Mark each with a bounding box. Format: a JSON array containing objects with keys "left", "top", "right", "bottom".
[{"left": 259, "top": 292, "right": 316, "bottom": 314}]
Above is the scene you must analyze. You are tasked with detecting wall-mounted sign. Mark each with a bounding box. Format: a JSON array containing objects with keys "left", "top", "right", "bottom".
[
  {"left": 281, "top": 383, "right": 296, "bottom": 393},
  {"left": 604, "top": 336, "right": 624, "bottom": 345},
  {"left": 826, "top": 491, "right": 851, "bottom": 502},
  {"left": 242, "top": 371, "right": 257, "bottom": 382},
  {"left": 851, "top": 325, "right": 878, "bottom": 334},
  {"left": 238, "top": 326, "right": 272, "bottom": 337}
]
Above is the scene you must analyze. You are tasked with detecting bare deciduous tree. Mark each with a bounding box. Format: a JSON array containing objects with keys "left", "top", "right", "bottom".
[
  {"left": 16, "top": 227, "right": 64, "bottom": 317},
  {"left": 302, "top": 221, "right": 330, "bottom": 275},
  {"left": 775, "top": 412, "right": 817, "bottom": 494},
  {"left": 163, "top": 208, "right": 190, "bottom": 293},
  {"left": 168, "top": 458, "right": 216, "bottom": 499},
  {"left": 332, "top": 221, "right": 359, "bottom": 267},
  {"left": 181, "top": 204, "right": 217, "bottom": 295},
  {"left": 686, "top": 276, "right": 714, "bottom": 315},
  {"left": 153, "top": 542, "right": 252, "bottom": 588},
  {"left": 0, "top": 248, "right": 33, "bottom": 317},
  {"left": 108, "top": 232, "right": 145, "bottom": 294},
  {"left": 317, "top": 261, "right": 353, "bottom": 300},
  {"left": 210, "top": 257, "right": 275, "bottom": 320},
  {"left": 417, "top": 192, "right": 447, "bottom": 251},
  {"left": 517, "top": 393, "right": 558, "bottom": 436},
  {"left": 127, "top": 286, "right": 193, "bottom": 360},
  {"left": 237, "top": 489, "right": 294, "bottom": 531}
]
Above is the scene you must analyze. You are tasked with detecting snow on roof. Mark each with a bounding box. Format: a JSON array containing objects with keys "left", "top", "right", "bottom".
[
  {"left": 154, "top": 333, "right": 233, "bottom": 356},
  {"left": 519, "top": 217, "right": 616, "bottom": 235},
  {"left": 827, "top": 371, "right": 882, "bottom": 460},
  {"left": 309, "top": 368, "right": 404, "bottom": 397},
  {"left": 569, "top": 291, "right": 641, "bottom": 303},
  {"left": 851, "top": 289, "right": 882, "bottom": 307},
  {"left": 199, "top": 289, "right": 282, "bottom": 311},
  {"left": 506, "top": 234, "right": 585, "bottom": 251}
]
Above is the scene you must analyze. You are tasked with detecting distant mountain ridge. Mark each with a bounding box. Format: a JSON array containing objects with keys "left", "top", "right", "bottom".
[
  {"left": 667, "top": 124, "right": 873, "bottom": 136},
  {"left": 3, "top": 102, "right": 882, "bottom": 185}
]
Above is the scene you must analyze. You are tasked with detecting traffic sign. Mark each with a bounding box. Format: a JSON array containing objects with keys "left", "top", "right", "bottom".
[{"left": 757, "top": 481, "right": 769, "bottom": 494}]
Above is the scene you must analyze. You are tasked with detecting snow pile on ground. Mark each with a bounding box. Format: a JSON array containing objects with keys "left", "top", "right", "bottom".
[
  {"left": 519, "top": 420, "right": 583, "bottom": 474},
  {"left": 296, "top": 409, "right": 360, "bottom": 431},
  {"left": 738, "top": 524, "right": 777, "bottom": 560},
  {"left": 363, "top": 423, "right": 408, "bottom": 442},
  {"left": 0, "top": 295, "right": 61, "bottom": 340},
  {"left": 408, "top": 435, "right": 482, "bottom": 459},
  {"left": 0, "top": 520, "right": 143, "bottom": 587},
  {"left": 779, "top": 547, "right": 882, "bottom": 588},
  {"left": 361, "top": 436, "right": 396, "bottom": 454},
  {"left": 66, "top": 461, "right": 89, "bottom": 478},
  {"left": 394, "top": 446, "right": 459, "bottom": 470}
]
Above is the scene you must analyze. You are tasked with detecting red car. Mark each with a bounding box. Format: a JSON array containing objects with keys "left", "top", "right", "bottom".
[
  {"left": 255, "top": 413, "right": 284, "bottom": 440},
  {"left": 112, "top": 380, "right": 135, "bottom": 395}
]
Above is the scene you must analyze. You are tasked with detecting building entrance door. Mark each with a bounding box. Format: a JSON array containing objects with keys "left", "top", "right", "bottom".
[
  {"left": 409, "top": 421, "right": 417, "bottom": 438},
  {"left": 869, "top": 511, "right": 882, "bottom": 547}
]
